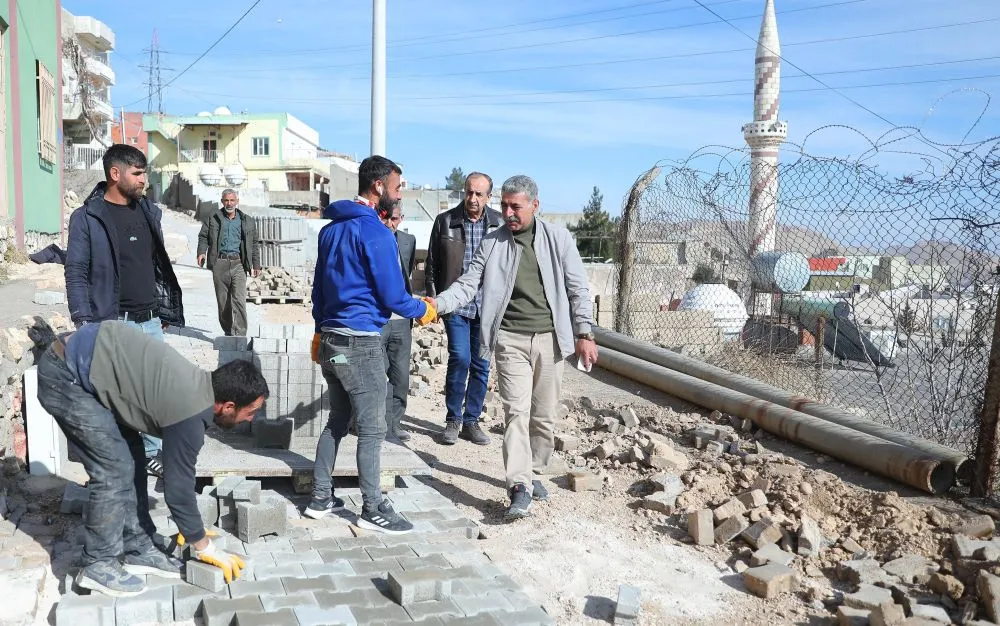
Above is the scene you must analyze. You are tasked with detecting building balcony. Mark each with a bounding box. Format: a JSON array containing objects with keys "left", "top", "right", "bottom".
[
  {"left": 91, "top": 98, "right": 114, "bottom": 121},
  {"left": 73, "top": 16, "right": 115, "bottom": 51},
  {"left": 84, "top": 56, "right": 115, "bottom": 85},
  {"left": 180, "top": 149, "right": 221, "bottom": 164}
]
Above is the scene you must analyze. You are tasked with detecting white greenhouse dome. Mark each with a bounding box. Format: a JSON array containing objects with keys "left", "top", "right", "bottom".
[{"left": 677, "top": 284, "right": 749, "bottom": 338}]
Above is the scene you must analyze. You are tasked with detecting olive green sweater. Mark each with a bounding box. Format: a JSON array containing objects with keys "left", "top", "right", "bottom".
[{"left": 501, "top": 220, "right": 554, "bottom": 334}]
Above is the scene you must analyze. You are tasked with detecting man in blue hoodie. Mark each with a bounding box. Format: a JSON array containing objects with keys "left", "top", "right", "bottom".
[{"left": 306, "top": 155, "right": 436, "bottom": 534}]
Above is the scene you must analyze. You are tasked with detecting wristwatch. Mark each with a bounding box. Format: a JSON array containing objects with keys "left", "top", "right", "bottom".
[{"left": 576, "top": 332, "right": 595, "bottom": 341}]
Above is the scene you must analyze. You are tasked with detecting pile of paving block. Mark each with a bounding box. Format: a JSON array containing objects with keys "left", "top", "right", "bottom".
[
  {"left": 53, "top": 478, "right": 557, "bottom": 626},
  {"left": 215, "top": 323, "right": 328, "bottom": 445},
  {"left": 252, "top": 213, "right": 309, "bottom": 270},
  {"left": 247, "top": 266, "right": 309, "bottom": 303},
  {"left": 197, "top": 476, "right": 287, "bottom": 543}
]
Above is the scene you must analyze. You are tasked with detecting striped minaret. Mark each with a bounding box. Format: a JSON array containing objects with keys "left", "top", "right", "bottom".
[{"left": 743, "top": 0, "right": 787, "bottom": 259}]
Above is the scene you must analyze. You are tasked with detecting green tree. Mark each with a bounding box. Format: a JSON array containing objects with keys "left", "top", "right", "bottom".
[
  {"left": 445, "top": 167, "right": 465, "bottom": 192},
  {"left": 570, "top": 186, "right": 618, "bottom": 261}
]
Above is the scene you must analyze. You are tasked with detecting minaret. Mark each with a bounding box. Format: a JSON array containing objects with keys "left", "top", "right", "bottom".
[{"left": 743, "top": 0, "right": 787, "bottom": 260}]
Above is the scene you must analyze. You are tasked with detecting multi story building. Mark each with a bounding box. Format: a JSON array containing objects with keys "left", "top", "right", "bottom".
[
  {"left": 144, "top": 108, "right": 331, "bottom": 217},
  {"left": 0, "top": 0, "right": 63, "bottom": 250},
  {"left": 60, "top": 8, "right": 114, "bottom": 170},
  {"left": 112, "top": 111, "right": 147, "bottom": 153}
]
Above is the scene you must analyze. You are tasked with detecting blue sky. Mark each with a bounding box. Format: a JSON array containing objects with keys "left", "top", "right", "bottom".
[{"left": 64, "top": 0, "right": 1000, "bottom": 217}]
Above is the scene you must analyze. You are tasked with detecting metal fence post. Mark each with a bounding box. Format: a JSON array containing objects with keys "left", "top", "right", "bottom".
[
  {"left": 972, "top": 287, "right": 1000, "bottom": 497},
  {"left": 614, "top": 166, "right": 660, "bottom": 336},
  {"left": 815, "top": 315, "right": 826, "bottom": 369}
]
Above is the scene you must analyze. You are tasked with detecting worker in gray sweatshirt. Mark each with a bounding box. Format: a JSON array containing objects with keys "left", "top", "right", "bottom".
[{"left": 35, "top": 321, "right": 269, "bottom": 597}]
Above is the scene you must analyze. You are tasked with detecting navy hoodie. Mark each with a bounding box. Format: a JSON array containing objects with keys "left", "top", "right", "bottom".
[{"left": 313, "top": 199, "right": 427, "bottom": 332}]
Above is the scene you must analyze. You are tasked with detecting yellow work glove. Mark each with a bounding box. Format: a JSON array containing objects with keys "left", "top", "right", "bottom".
[
  {"left": 175, "top": 529, "right": 218, "bottom": 546},
  {"left": 416, "top": 297, "right": 437, "bottom": 326},
  {"left": 194, "top": 540, "right": 245, "bottom": 584},
  {"left": 311, "top": 332, "right": 321, "bottom": 364}
]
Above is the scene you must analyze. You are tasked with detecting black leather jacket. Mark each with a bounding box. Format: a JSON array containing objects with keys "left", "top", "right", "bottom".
[{"left": 424, "top": 202, "right": 502, "bottom": 297}]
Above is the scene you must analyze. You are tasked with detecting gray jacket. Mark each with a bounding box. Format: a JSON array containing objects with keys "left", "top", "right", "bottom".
[{"left": 435, "top": 218, "right": 593, "bottom": 360}]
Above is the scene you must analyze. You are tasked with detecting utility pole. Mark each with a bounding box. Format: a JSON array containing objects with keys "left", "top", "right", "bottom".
[{"left": 371, "top": 0, "right": 386, "bottom": 157}]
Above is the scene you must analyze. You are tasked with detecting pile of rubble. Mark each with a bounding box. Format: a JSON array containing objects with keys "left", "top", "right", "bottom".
[
  {"left": 555, "top": 396, "right": 1000, "bottom": 624},
  {"left": 0, "top": 313, "right": 73, "bottom": 465},
  {"left": 247, "top": 267, "right": 308, "bottom": 302}
]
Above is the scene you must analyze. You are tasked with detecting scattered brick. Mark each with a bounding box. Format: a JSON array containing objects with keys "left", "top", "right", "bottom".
[
  {"left": 743, "top": 563, "right": 798, "bottom": 599},
  {"left": 614, "top": 584, "right": 641, "bottom": 625},
  {"left": 956, "top": 515, "right": 995, "bottom": 538},
  {"left": 712, "top": 498, "right": 747, "bottom": 523},
  {"left": 714, "top": 515, "right": 749, "bottom": 544},
  {"left": 687, "top": 509, "right": 714, "bottom": 545},
  {"left": 741, "top": 519, "right": 783, "bottom": 549},
  {"left": 568, "top": 471, "right": 601, "bottom": 492},
  {"left": 736, "top": 489, "right": 767, "bottom": 509}
]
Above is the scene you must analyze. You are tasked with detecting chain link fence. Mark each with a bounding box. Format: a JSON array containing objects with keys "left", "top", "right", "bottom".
[{"left": 612, "top": 132, "right": 1000, "bottom": 465}]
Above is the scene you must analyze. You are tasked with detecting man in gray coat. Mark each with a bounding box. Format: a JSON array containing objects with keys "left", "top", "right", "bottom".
[
  {"left": 428, "top": 175, "right": 598, "bottom": 520},
  {"left": 197, "top": 189, "right": 261, "bottom": 336},
  {"left": 380, "top": 203, "right": 417, "bottom": 443}
]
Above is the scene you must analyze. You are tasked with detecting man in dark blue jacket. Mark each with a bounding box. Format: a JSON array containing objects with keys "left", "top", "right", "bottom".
[
  {"left": 306, "top": 155, "right": 435, "bottom": 534},
  {"left": 65, "top": 144, "right": 185, "bottom": 482}
]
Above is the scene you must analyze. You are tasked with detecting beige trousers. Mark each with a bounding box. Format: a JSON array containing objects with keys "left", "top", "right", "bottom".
[{"left": 494, "top": 329, "right": 564, "bottom": 490}]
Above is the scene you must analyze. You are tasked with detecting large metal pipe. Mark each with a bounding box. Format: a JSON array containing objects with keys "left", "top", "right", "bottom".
[
  {"left": 594, "top": 326, "right": 969, "bottom": 477},
  {"left": 596, "top": 346, "right": 953, "bottom": 494}
]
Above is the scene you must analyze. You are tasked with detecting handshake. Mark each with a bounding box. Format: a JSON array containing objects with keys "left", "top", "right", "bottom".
[{"left": 417, "top": 297, "right": 439, "bottom": 326}]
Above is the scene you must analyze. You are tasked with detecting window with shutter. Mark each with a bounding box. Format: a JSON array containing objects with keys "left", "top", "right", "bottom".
[{"left": 36, "top": 60, "right": 57, "bottom": 164}]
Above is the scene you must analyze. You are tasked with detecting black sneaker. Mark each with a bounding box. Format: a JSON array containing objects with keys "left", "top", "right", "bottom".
[
  {"left": 505, "top": 484, "right": 532, "bottom": 520},
  {"left": 122, "top": 546, "right": 184, "bottom": 579},
  {"left": 77, "top": 560, "right": 145, "bottom": 597},
  {"left": 145, "top": 452, "right": 164, "bottom": 479},
  {"left": 440, "top": 421, "right": 460, "bottom": 445},
  {"left": 303, "top": 495, "right": 347, "bottom": 520},
  {"left": 461, "top": 423, "right": 491, "bottom": 446},
  {"left": 357, "top": 501, "right": 413, "bottom": 535},
  {"left": 531, "top": 480, "right": 550, "bottom": 502}
]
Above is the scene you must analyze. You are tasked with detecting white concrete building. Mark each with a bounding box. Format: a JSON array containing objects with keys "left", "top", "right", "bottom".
[{"left": 61, "top": 8, "right": 115, "bottom": 170}]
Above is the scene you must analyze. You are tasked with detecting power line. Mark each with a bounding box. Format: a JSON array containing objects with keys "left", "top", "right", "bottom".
[
  {"left": 177, "top": 72, "right": 1000, "bottom": 107},
  {"left": 162, "top": 0, "right": 748, "bottom": 60},
  {"left": 375, "top": 56, "right": 1000, "bottom": 103},
  {"left": 212, "top": 12, "right": 999, "bottom": 79},
  {"left": 122, "top": 0, "right": 264, "bottom": 108}
]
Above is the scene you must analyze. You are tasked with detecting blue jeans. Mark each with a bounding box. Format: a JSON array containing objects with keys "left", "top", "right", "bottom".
[
  {"left": 313, "top": 333, "right": 387, "bottom": 510},
  {"left": 36, "top": 346, "right": 156, "bottom": 565},
  {"left": 443, "top": 314, "right": 490, "bottom": 425},
  {"left": 121, "top": 315, "right": 164, "bottom": 459}
]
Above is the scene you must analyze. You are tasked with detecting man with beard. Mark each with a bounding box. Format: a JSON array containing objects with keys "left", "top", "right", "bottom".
[
  {"left": 427, "top": 175, "right": 598, "bottom": 521},
  {"left": 306, "top": 155, "right": 436, "bottom": 534},
  {"left": 35, "top": 321, "right": 267, "bottom": 596},
  {"left": 197, "top": 189, "right": 261, "bottom": 337},
  {"left": 65, "top": 144, "right": 185, "bottom": 482}
]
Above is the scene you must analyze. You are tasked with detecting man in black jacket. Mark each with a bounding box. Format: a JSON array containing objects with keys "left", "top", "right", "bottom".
[
  {"left": 424, "top": 172, "right": 502, "bottom": 446},
  {"left": 380, "top": 204, "right": 417, "bottom": 443},
  {"left": 36, "top": 321, "right": 267, "bottom": 596},
  {"left": 197, "top": 189, "right": 261, "bottom": 336},
  {"left": 65, "top": 144, "right": 185, "bottom": 480}
]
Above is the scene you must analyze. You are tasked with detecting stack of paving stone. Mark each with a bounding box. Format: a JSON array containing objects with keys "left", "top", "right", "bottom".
[
  {"left": 246, "top": 266, "right": 309, "bottom": 303},
  {"left": 215, "top": 323, "right": 328, "bottom": 444},
  {"left": 199, "top": 477, "right": 287, "bottom": 542},
  {"left": 252, "top": 213, "right": 308, "bottom": 270},
  {"left": 53, "top": 476, "right": 556, "bottom": 625}
]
